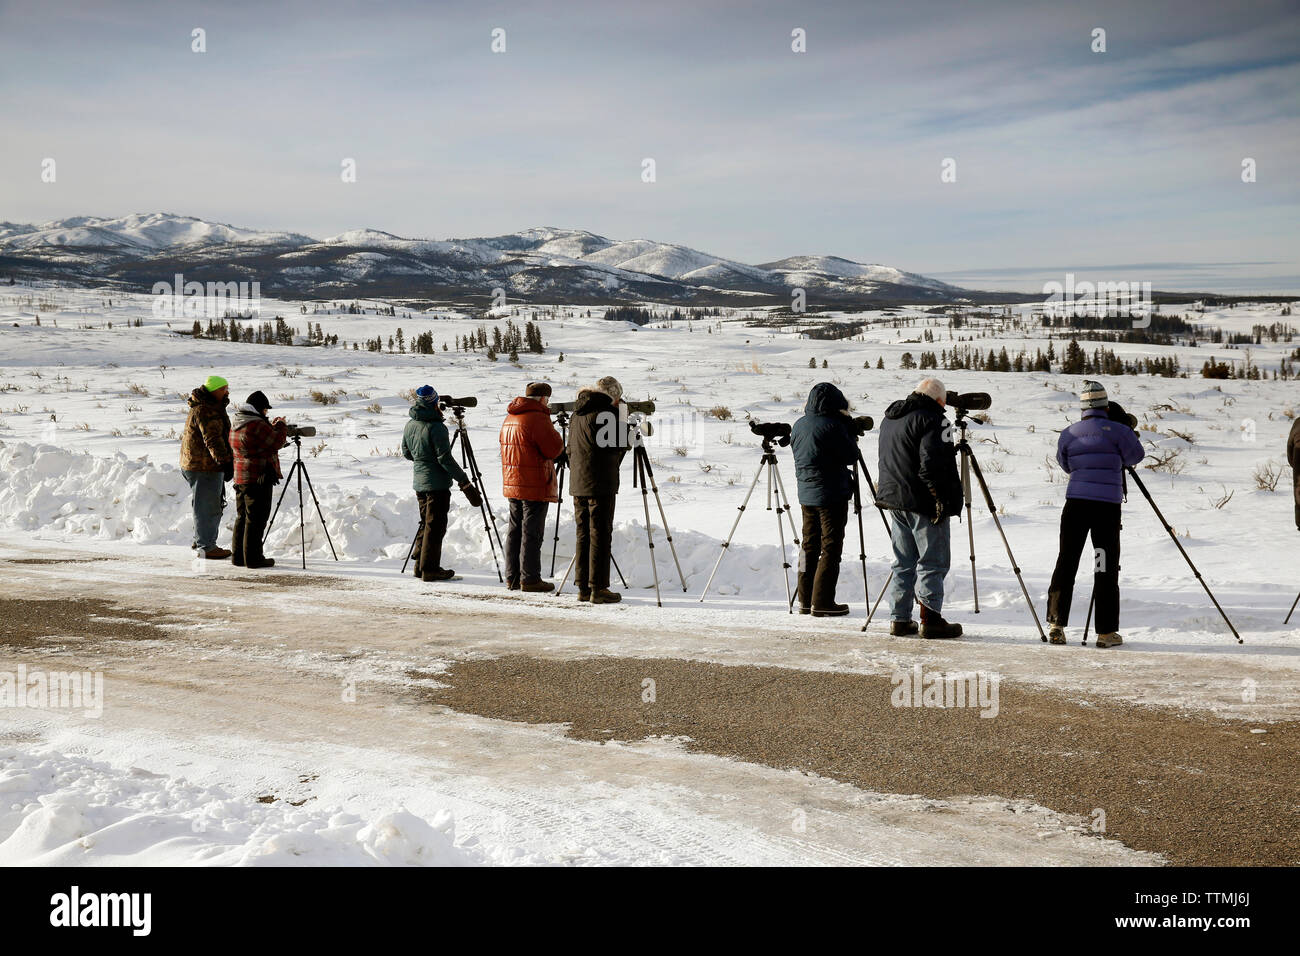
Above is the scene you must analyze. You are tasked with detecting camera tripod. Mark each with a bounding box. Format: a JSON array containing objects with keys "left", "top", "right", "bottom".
[
  {"left": 548, "top": 409, "right": 627, "bottom": 587},
  {"left": 700, "top": 433, "right": 802, "bottom": 608},
  {"left": 1062, "top": 466, "right": 1243, "bottom": 645},
  {"left": 401, "top": 403, "right": 505, "bottom": 580},
  {"left": 557, "top": 412, "right": 686, "bottom": 606},
  {"left": 263, "top": 433, "right": 339, "bottom": 570},
  {"left": 953, "top": 411, "right": 1046, "bottom": 639},
  {"left": 1126, "top": 465, "right": 1242, "bottom": 643}
]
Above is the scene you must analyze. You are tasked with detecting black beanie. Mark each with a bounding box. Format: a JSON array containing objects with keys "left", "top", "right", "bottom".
[{"left": 246, "top": 390, "right": 272, "bottom": 413}]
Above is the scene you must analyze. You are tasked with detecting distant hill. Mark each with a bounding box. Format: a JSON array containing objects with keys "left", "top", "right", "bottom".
[{"left": 0, "top": 212, "right": 1029, "bottom": 306}]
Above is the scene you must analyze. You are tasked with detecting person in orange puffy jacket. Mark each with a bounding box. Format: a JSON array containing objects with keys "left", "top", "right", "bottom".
[{"left": 499, "top": 382, "right": 565, "bottom": 591}]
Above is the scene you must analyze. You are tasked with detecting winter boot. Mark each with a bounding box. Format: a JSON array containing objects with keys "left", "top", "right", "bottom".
[
  {"left": 810, "top": 565, "right": 847, "bottom": 617},
  {"left": 521, "top": 579, "right": 555, "bottom": 593},
  {"left": 1095, "top": 631, "right": 1123, "bottom": 648},
  {"left": 506, "top": 577, "right": 520, "bottom": 591},
  {"left": 248, "top": 558, "right": 276, "bottom": 569},
  {"left": 591, "top": 589, "right": 622, "bottom": 605},
  {"left": 890, "top": 620, "right": 920, "bottom": 637},
  {"left": 423, "top": 567, "right": 456, "bottom": 582},
  {"left": 812, "top": 603, "right": 850, "bottom": 618},
  {"left": 1048, "top": 624, "right": 1067, "bottom": 645},
  {"left": 203, "top": 547, "right": 232, "bottom": 560},
  {"left": 919, "top": 604, "right": 962, "bottom": 639},
  {"left": 577, "top": 590, "right": 592, "bottom": 602}
]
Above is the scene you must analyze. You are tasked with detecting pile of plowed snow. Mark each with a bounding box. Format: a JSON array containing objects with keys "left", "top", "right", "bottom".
[{"left": 0, "top": 748, "right": 490, "bottom": 866}]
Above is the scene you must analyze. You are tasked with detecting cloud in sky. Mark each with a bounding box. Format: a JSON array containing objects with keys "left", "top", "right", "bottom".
[{"left": 1, "top": 0, "right": 1296, "bottom": 275}]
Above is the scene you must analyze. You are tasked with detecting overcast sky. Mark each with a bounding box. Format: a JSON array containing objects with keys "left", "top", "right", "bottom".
[{"left": 1, "top": 0, "right": 1296, "bottom": 277}]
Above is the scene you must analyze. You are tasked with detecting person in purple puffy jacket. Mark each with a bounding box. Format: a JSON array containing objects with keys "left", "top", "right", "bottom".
[{"left": 1046, "top": 381, "right": 1146, "bottom": 648}]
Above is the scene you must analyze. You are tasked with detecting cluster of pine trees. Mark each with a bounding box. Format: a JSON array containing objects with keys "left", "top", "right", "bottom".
[
  {"left": 894, "top": 338, "right": 1183, "bottom": 377},
  {"left": 603, "top": 305, "right": 722, "bottom": 326},
  {"left": 190, "top": 316, "right": 334, "bottom": 346},
  {"left": 453, "top": 320, "right": 545, "bottom": 360}
]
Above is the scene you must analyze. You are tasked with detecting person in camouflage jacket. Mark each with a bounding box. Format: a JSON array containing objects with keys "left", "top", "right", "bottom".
[{"left": 180, "top": 376, "right": 233, "bottom": 558}]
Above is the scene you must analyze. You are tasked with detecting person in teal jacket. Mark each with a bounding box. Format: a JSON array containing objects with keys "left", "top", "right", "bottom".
[{"left": 401, "top": 385, "right": 481, "bottom": 582}]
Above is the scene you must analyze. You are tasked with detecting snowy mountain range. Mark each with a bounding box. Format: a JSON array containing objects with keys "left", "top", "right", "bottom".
[{"left": 0, "top": 212, "right": 1012, "bottom": 305}]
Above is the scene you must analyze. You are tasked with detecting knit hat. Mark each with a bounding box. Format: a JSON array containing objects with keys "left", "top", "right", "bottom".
[
  {"left": 204, "top": 375, "right": 228, "bottom": 392},
  {"left": 1081, "top": 380, "right": 1108, "bottom": 410},
  {"left": 246, "top": 390, "right": 271, "bottom": 413},
  {"left": 525, "top": 382, "right": 552, "bottom": 398},
  {"left": 415, "top": 384, "right": 438, "bottom": 402},
  {"left": 590, "top": 376, "right": 623, "bottom": 403}
]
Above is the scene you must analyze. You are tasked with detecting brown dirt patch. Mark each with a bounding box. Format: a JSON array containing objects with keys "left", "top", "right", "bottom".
[{"left": 428, "top": 655, "right": 1300, "bottom": 866}]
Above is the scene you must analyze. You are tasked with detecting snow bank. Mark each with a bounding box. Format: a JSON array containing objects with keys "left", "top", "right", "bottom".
[
  {"left": 0, "top": 748, "right": 484, "bottom": 866},
  {"left": 0, "top": 439, "right": 863, "bottom": 598}
]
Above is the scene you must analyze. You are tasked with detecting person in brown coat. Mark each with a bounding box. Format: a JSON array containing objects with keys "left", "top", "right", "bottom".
[
  {"left": 499, "top": 382, "right": 565, "bottom": 591},
  {"left": 180, "top": 375, "right": 233, "bottom": 559},
  {"left": 1289, "top": 418, "right": 1300, "bottom": 531},
  {"left": 566, "top": 376, "right": 632, "bottom": 603}
]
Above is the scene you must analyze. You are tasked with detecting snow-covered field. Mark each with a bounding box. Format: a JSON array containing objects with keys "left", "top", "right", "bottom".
[{"left": 1, "top": 284, "right": 1297, "bottom": 865}]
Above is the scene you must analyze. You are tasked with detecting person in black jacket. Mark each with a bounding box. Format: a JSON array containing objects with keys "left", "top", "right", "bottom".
[
  {"left": 1289, "top": 417, "right": 1300, "bottom": 532},
  {"left": 874, "top": 378, "right": 963, "bottom": 639},
  {"left": 791, "top": 382, "right": 858, "bottom": 617},
  {"left": 566, "top": 376, "right": 632, "bottom": 604}
]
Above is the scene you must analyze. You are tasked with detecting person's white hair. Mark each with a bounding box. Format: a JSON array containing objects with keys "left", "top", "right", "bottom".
[{"left": 915, "top": 378, "right": 946, "bottom": 404}]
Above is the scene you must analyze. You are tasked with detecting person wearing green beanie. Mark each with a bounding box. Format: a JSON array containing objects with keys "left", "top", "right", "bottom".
[{"left": 181, "top": 375, "right": 234, "bottom": 558}]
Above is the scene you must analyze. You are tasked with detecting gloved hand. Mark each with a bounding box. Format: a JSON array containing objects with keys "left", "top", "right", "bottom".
[
  {"left": 555, "top": 451, "right": 569, "bottom": 469},
  {"left": 460, "top": 482, "right": 482, "bottom": 509},
  {"left": 222, "top": 461, "right": 234, "bottom": 483}
]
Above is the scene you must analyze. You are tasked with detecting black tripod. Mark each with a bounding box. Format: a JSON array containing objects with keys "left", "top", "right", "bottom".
[
  {"left": 1127, "top": 465, "right": 1242, "bottom": 643},
  {"left": 402, "top": 403, "right": 504, "bottom": 581},
  {"left": 557, "top": 413, "right": 686, "bottom": 606},
  {"left": 700, "top": 433, "right": 801, "bottom": 609},
  {"left": 953, "top": 410, "right": 1047, "bottom": 640},
  {"left": 264, "top": 434, "right": 339, "bottom": 570},
  {"left": 853, "top": 449, "right": 901, "bottom": 631},
  {"left": 549, "top": 410, "right": 627, "bottom": 587}
]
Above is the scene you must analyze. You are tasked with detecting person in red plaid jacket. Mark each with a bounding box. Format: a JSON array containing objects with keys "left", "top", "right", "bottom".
[{"left": 230, "top": 390, "right": 289, "bottom": 568}]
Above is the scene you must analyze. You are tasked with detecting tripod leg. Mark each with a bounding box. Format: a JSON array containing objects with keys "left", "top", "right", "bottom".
[
  {"left": 556, "top": 550, "right": 577, "bottom": 596},
  {"left": 296, "top": 457, "right": 307, "bottom": 569},
  {"left": 699, "top": 460, "right": 767, "bottom": 601},
  {"left": 550, "top": 464, "right": 565, "bottom": 578},
  {"left": 263, "top": 461, "right": 295, "bottom": 544},
  {"left": 967, "top": 448, "right": 1047, "bottom": 641},
  {"left": 768, "top": 460, "right": 793, "bottom": 612},
  {"left": 300, "top": 465, "right": 339, "bottom": 561},
  {"left": 864, "top": 570, "right": 893, "bottom": 630},
  {"left": 401, "top": 521, "right": 422, "bottom": 575},
  {"left": 1287, "top": 590, "right": 1300, "bottom": 625},
  {"left": 639, "top": 451, "right": 687, "bottom": 591},
  {"left": 961, "top": 448, "right": 979, "bottom": 613},
  {"left": 610, "top": 551, "right": 628, "bottom": 589},
  {"left": 1082, "top": 591, "right": 1095, "bottom": 646},
  {"left": 1127, "top": 466, "right": 1241, "bottom": 643},
  {"left": 772, "top": 464, "right": 801, "bottom": 546},
  {"left": 852, "top": 461, "right": 871, "bottom": 623},
  {"left": 636, "top": 453, "right": 663, "bottom": 607},
  {"left": 458, "top": 428, "right": 504, "bottom": 582}
]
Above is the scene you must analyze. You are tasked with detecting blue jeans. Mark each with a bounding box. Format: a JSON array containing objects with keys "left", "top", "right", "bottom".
[
  {"left": 183, "top": 469, "right": 225, "bottom": 550},
  {"left": 886, "top": 510, "right": 951, "bottom": 621}
]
